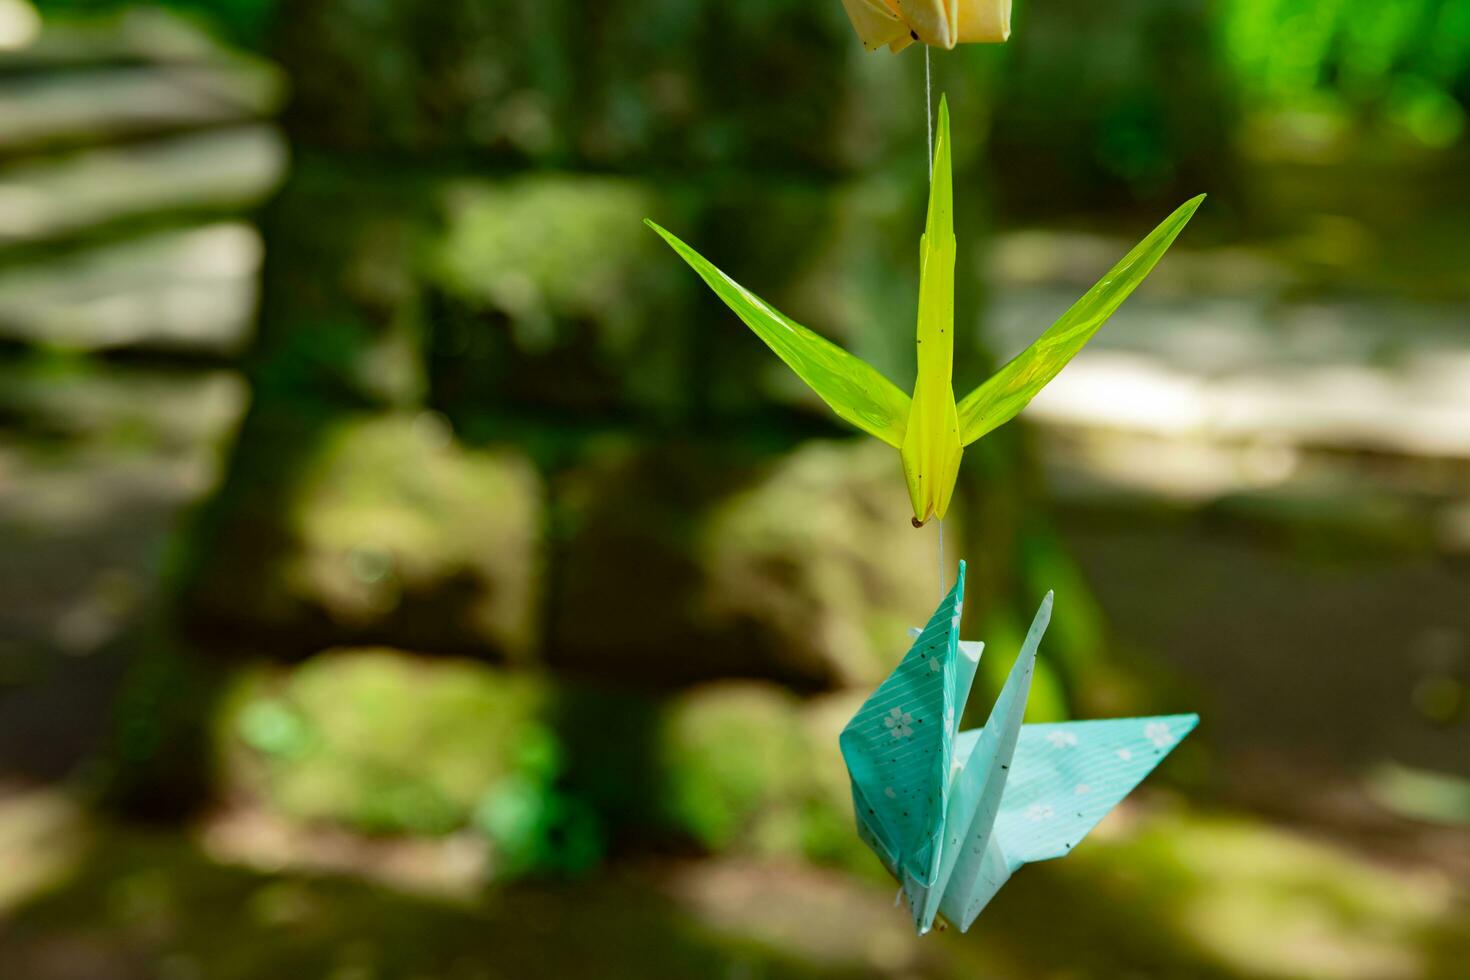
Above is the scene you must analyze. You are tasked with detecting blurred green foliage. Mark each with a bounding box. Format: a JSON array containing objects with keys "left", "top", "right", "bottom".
[
  {"left": 1219, "top": 0, "right": 1470, "bottom": 146},
  {"left": 221, "top": 650, "right": 552, "bottom": 837},
  {"left": 659, "top": 684, "right": 851, "bottom": 862},
  {"left": 216, "top": 651, "right": 872, "bottom": 879},
  {"left": 992, "top": 0, "right": 1236, "bottom": 209}
]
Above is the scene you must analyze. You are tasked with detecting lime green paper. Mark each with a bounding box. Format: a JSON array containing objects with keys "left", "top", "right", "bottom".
[
  {"left": 647, "top": 96, "right": 1202, "bottom": 525},
  {"left": 644, "top": 220, "right": 912, "bottom": 449},
  {"left": 900, "top": 99, "right": 963, "bottom": 524},
  {"left": 955, "top": 194, "right": 1203, "bottom": 445}
]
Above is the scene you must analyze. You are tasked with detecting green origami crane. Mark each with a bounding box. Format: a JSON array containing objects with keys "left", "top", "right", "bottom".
[
  {"left": 647, "top": 96, "right": 1203, "bottom": 526},
  {"left": 843, "top": 559, "right": 1198, "bottom": 933}
]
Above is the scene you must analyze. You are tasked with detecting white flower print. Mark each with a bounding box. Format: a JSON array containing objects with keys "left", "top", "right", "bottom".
[
  {"left": 884, "top": 786, "right": 897, "bottom": 799},
  {"left": 1024, "top": 804, "right": 1054, "bottom": 822},
  {"left": 884, "top": 707, "right": 915, "bottom": 740},
  {"left": 928, "top": 657, "right": 943, "bottom": 673},
  {"left": 1075, "top": 783, "right": 1092, "bottom": 795},
  {"left": 1116, "top": 748, "right": 1133, "bottom": 761},
  {"left": 1046, "top": 730, "right": 1079, "bottom": 749},
  {"left": 1144, "top": 722, "right": 1174, "bottom": 748}
]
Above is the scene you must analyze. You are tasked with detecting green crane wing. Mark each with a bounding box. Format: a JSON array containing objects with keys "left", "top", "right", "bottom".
[
  {"left": 646, "top": 219, "right": 912, "bottom": 448},
  {"left": 956, "top": 194, "right": 1204, "bottom": 446}
]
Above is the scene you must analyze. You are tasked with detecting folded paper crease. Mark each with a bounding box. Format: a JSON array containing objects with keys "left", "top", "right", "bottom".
[
  {"left": 840, "top": 559, "right": 1198, "bottom": 933},
  {"left": 646, "top": 96, "right": 1203, "bottom": 527}
]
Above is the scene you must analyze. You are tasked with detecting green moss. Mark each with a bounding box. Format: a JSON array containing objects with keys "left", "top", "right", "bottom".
[
  {"left": 190, "top": 412, "right": 544, "bottom": 660},
  {"left": 658, "top": 682, "right": 865, "bottom": 870},
  {"left": 661, "top": 683, "right": 809, "bottom": 850},
  {"left": 218, "top": 650, "right": 550, "bottom": 838},
  {"left": 287, "top": 413, "right": 542, "bottom": 658},
  {"left": 424, "top": 176, "right": 690, "bottom": 421},
  {"left": 432, "top": 177, "right": 657, "bottom": 333},
  {"left": 218, "top": 655, "right": 864, "bottom": 871}
]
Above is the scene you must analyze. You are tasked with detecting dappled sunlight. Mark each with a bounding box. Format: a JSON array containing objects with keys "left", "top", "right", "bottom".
[
  {"left": 0, "top": 127, "right": 285, "bottom": 244},
  {"left": 0, "top": 788, "right": 89, "bottom": 915},
  {"left": 1158, "top": 815, "right": 1459, "bottom": 979},
  {"left": 5, "top": 787, "right": 1461, "bottom": 980},
  {"left": 1, "top": 1, "right": 1467, "bottom": 977},
  {"left": 0, "top": 224, "right": 263, "bottom": 353},
  {"left": 1021, "top": 347, "right": 1470, "bottom": 459}
]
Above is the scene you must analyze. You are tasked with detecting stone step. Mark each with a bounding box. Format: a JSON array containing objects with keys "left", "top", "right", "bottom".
[
  {"left": 0, "top": 63, "right": 284, "bottom": 156},
  {"left": 0, "top": 359, "right": 247, "bottom": 445},
  {"left": 0, "top": 222, "right": 261, "bottom": 354},
  {"left": 983, "top": 232, "right": 1470, "bottom": 471},
  {"left": 0, "top": 124, "right": 285, "bottom": 248},
  {"left": 0, "top": 5, "right": 243, "bottom": 71}
]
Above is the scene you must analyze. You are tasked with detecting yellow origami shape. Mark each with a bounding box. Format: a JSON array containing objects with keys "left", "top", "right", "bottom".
[
  {"left": 841, "top": 0, "right": 1011, "bottom": 53},
  {"left": 646, "top": 97, "right": 1202, "bottom": 526}
]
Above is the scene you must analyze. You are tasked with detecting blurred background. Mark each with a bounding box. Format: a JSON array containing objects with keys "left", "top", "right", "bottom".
[{"left": 0, "top": 0, "right": 1467, "bottom": 976}]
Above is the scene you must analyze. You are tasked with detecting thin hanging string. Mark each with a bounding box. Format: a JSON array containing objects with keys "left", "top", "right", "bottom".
[{"left": 937, "top": 518, "right": 945, "bottom": 596}]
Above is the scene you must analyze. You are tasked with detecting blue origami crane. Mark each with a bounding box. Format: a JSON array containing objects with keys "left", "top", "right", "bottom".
[{"left": 841, "top": 560, "right": 1198, "bottom": 934}]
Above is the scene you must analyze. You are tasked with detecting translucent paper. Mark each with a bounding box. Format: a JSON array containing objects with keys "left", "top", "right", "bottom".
[{"left": 648, "top": 97, "right": 1202, "bottom": 524}]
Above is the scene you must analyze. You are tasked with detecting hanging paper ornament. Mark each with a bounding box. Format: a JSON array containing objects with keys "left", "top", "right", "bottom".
[
  {"left": 647, "top": 97, "right": 1203, "bottom": 526},
  {"left": 841, "top": 0, "right": 1011, "bottom": 53},
  {"left": 841, "top": 559, "right": 1198, "bottom": 933}
]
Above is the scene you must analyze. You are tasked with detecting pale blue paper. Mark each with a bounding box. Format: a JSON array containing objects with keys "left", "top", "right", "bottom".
[{"left": 840, "top": 559, "right": 1198, "bottom": 934}]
